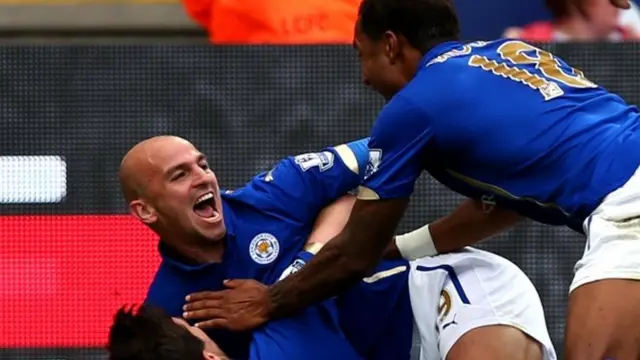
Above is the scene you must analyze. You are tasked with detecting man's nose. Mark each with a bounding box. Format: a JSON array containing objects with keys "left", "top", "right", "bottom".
[{"left": 192, "top": 167, "right": 213, "bottom": 186}]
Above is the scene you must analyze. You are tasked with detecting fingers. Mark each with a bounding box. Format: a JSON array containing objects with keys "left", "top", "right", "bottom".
[
  {"left": 182, "top": 280, "right": 264, "bottom": 329},
  {"left": 185, "top": 291, "right": 225, "bottom": 302},
  {"left": 194, "top": 318, "right": 229, "bottom": 329},
  {"left": 183, "top": 288, "right": 237, "bottom": 320},
  {"left": 183, "top": 307, "right": 227, "bottom": 320},
  {"left": 183, "top": 294, "right": 227, "bottom": 320},
  {"left": 184, "top": 298, "right": 222, "bottom": 311}
]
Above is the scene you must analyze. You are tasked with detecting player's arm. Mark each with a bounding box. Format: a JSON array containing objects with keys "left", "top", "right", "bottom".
[
  {"left": 265, "top": 94, "right": 424, "bottom": 318},
  {"left": 306, "top": 195, "right": 356, "bottom": 247},
  {"left": 256, "top": 138, "right": 369, "bottom": 222},
  {"left": 430, "top": 199, "right": 521, "bottom": 252},
  {"left": 281, "top": 194, "right": 414, "bottom": 359},
  {"left": 312, "top": 194, "right": 520, "bottom": 264},
  {"left": 266, "top": 94, "right": 523, "bottom": 318},
  {"left": 385, "top": 198, "right": 522, "bottom": 259},
  {"left": 182, "top": 95, "right": 521, "bottom": 332}
]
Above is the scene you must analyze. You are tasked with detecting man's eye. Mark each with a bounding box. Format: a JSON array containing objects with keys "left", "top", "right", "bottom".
[
  {"left": 200, "top": 163, "right": 209, "bottom": 170},
  {"left": 172, "top": 172, "right": 185, "bottom": 180}
]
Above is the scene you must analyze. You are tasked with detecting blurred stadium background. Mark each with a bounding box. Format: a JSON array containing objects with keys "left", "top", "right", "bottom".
[{"left": 0, "top": 0, "right": 637, "bottom": 359}]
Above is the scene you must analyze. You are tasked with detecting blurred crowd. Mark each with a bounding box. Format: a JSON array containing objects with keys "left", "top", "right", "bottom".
[
  {"left": 504, "top": 0, "right": 640, "bottom": 41},
  {"left": 2, "top": 0, "right": 636, "bottom": 43},
  {"left": 179, "top": 0, "right": 640, "bottom": 43}
]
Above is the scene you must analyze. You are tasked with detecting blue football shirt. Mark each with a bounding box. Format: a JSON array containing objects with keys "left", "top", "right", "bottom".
[
  {"left": 360, "top": 39, "right": 640, "bottom": 232},
  {"left": 145, "top": 139, "right": 369, "bottom": 359}
]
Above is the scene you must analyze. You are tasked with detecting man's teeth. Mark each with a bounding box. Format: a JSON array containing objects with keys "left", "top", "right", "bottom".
[{"left": 196, "top": 193, "right": 214, "bottom": 205}]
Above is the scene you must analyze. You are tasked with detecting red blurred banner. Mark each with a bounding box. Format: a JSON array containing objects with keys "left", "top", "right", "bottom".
[{"left": 0, "top": 215, "right": 161, "bottom": 347}]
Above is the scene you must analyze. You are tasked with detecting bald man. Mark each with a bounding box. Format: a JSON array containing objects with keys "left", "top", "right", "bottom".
[
  {"left": 117, "top": 136, "right": 413, "bottom": 360},
  {"left": 119, "top": 136, "right": 227, "bottom": 261}
]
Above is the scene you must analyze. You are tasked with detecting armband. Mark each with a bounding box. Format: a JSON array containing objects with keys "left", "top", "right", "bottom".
[{"left": 395, "top": 224, "right": 437, "bottom": 260}]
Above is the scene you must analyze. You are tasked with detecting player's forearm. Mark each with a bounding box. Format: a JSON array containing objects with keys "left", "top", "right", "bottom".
[
  {"left": 383, "top": 238, "right": 403, "bottom": 259},
  {"left": 268, "top": 228, "right": 370, "bottom": 318},
  {"left": 268, "top": 198, "right": 409, "bottom": 318},
  {"left": 388, "top": 199, "right": 521, "bottom": 260},
  {"left": 430, "top": 198, "right": 521, "bottom": 253},
  {"left": 306, "top": 195, "right": 356, "bottom": 246}
]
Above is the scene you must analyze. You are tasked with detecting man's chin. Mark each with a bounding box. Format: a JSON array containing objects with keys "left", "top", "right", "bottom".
[{"left": 199, "top": 225, "right": 227, "bottom": 242}]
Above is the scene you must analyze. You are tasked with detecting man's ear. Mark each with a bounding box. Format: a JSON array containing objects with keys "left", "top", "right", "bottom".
[
  {"left": 383, "top": 30, "right": 400, "bottom": 64},
  {"left": 129, "top": 199, "right": 158, "bottom": 224}
]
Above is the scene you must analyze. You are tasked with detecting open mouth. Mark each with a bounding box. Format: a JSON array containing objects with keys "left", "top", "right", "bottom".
[{"left": 193, "top": 192, "right": 219, "bottom": 220}]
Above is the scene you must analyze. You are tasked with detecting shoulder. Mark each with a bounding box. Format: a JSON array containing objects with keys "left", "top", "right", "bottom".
[
  {"left": 220, "top": 186, "right": 294, "bottom": 227},
  {"left": 404, "top": 59, "right": 480, "bottom": 119},
  {"left": 220, "top": 185, "right": 270, "bottom": 212},
  {"left": 221, "top": 139, "right": 370, "bottom": 225},
  {"left": 372, "top": 91, "right": 433, "bottom": 140}
]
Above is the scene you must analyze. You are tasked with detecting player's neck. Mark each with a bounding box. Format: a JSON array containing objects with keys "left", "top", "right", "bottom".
[
  {"left": 162, "top": 237, "right": 226, "bottom": 264},
  {"left": 397, "top": 46, "right": 426, "bottom": 86},
  {"left": 416, "top": 37, "right": 458, "bottom": 57},
  {"left": 407, "top": 37, "right": 457, "bottom": 77}
]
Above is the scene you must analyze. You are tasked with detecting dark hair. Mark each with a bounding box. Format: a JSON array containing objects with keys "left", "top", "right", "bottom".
[
  {"left": 545, "top": 0, "right": 570, "bottom": 19},
  {"left": 107, "top": 304, "right": 204, "bottom": 360},
  {"left": 357, "top": 0, "right": 460, "bottom": 54},
  {"left": 545, "top": 0, "right": 588, "bottom": 19}
]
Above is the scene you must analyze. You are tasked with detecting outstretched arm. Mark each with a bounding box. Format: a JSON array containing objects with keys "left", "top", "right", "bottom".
[
  {"left": 269, "top": 197, "right": 521, "bottom": 317},
  {"left": 385, "top": 198, "right": 522, "bottom": 259}
]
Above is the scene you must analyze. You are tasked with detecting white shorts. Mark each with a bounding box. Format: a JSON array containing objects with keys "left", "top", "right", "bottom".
[
  {"left": 571, "top": 166, "right": 640, "bottom": 293},
  {"left": 409, "top": 247, "right": 556, "bottom": 360}
]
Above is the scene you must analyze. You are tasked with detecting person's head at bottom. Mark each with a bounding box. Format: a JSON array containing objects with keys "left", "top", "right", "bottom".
[{"left": 107, "top": 304, "right": 226, "bottom": 360}]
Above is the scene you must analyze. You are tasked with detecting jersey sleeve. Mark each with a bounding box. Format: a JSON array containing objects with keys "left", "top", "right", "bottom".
[
  {"left": 252, "top": 138, "right": 369, "bottom": 222},
  {"left": 359, "top": 94, "right": 432, "bottom": 201}
]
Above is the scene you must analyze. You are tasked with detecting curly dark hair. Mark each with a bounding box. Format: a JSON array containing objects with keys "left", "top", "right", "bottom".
[{"left": 357, "top": 0, "right": 460, "bottom": 54}]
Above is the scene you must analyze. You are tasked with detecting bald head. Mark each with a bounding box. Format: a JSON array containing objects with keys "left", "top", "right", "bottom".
[{"left": 119, "top": 136, "right": 197, "bottom": 203}]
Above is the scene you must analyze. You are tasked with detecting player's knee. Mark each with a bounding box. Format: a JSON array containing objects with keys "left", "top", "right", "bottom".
[{"left": 446, "top": 325, "right": 543, "bottom": 360}]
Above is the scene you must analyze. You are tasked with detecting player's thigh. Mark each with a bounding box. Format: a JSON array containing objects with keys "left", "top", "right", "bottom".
[
  {"left": 568, "top": 172, "right": 640, "bottom": 360},
  {"left": 565, "top": 279, "right": 640, "bottom": 360},
  {"left": 446, "top": 325, "right": 543, "bottom": 360}
]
